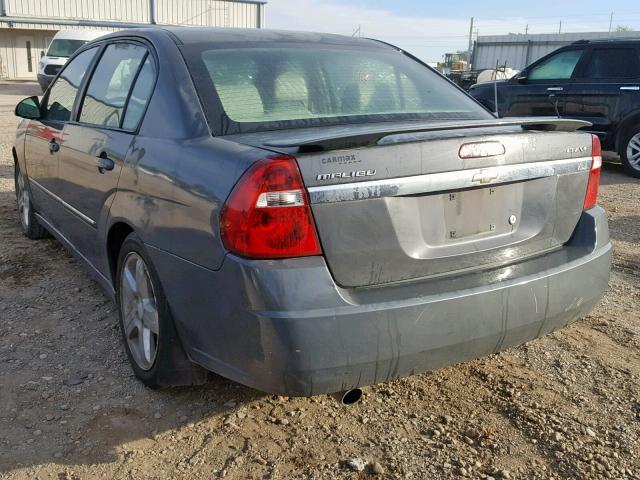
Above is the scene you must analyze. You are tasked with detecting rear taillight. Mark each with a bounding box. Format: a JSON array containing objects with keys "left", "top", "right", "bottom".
[
  {"left": 583, "top": 134, "right": 602, "bottom": 210},
  {"left": 220, "top": 154, "right": 322, "bottom": 259}
]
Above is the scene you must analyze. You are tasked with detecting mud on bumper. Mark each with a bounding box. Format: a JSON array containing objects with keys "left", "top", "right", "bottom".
[{"left": 150, "top": 207, "right": 611, "bottom": 396}]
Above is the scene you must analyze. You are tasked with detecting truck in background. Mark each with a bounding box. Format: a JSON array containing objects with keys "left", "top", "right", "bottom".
[{"left": 37, "top": 29, "right": 111, "bottom": 92}]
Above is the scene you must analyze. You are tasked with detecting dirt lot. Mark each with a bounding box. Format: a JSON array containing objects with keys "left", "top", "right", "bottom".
[{"left": 0, "top": 82, "right": 639, "bottom": 480}]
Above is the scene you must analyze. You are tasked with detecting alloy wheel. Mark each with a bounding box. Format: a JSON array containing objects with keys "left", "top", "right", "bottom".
[
  {"left": 120, "top": 252, "right": 160, "bottom": 371},
  {"left": 626, "top": 132, "right": 640, "bottom": 171}
]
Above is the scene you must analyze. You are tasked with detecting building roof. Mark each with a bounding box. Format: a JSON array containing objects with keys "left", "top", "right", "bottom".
[
  {"left": 0, "top": 0, "right": 266, "bottom": 31},
  {"left": 477, "top": 30, "right": 640, "bottom": 44}
]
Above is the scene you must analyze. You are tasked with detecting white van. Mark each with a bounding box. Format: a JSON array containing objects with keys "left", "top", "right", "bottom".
[{"left": 37, "top": 29, "right": 111, "bottom": 91}]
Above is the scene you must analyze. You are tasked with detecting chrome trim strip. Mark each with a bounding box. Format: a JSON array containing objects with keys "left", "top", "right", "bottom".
[
  {"left": 30, "top": 178, "right": 97, "bottom": 226},
  {"left": 307, "top": 157, "right": 592, "bottom": 204}
]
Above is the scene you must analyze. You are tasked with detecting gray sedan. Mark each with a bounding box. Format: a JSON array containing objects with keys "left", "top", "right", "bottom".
[{"left": 12, "top": 27, "right": 611, "bottom": 397}]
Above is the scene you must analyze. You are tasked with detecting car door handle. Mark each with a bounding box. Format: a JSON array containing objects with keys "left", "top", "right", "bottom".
[
  {"left": 48, "top": 139, "right": 60, "bottom": 153},
  {"left": 547, "top": 87, "right": 564, "bottom": 91},
  {"left": 620, "top": 86, "right": 640, "bottom": 91},
  {"left": 96, "top": 153, "right": 115, "bottom": 174}
]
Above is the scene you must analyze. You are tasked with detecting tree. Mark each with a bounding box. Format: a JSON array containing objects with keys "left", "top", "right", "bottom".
[{"left": 615, "top": 25, "right": 633, "bottom": 32}]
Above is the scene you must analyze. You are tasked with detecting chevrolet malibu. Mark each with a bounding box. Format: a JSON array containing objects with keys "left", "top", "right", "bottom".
[{"left": 12, "top": 28, "right": 611, "bottom": 396}]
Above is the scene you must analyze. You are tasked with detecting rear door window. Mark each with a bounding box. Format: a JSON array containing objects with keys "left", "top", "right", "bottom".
[
  {"left": 122, "top": 57, "right": 156, "bottom": 130},
  {"left": 528, "top": 49, "right": 583, "bottom": 81},
  {"left": 43, "top": 47, "right": 98, "bottom": 122},
  {"left": 79, "top": 43, "right": 147, "bottom": 128},
  {"left": 582, "top": 48, "right": 640, "bottom": 80}
]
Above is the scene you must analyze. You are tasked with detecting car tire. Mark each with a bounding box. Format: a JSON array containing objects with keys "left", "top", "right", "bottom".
[
  {"left": 620, "top": 124, "right": 640, "bottom": 178},
  {"left": 14, "top": 163, "right": 49, "bottom": 239},
  {"left": 116, "top": 233, "right": 208, "bottom": 388}
]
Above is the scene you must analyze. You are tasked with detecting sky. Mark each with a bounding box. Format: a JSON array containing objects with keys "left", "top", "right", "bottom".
[{"left": 265, "top": 0, "right": 640, "bottom": 63}]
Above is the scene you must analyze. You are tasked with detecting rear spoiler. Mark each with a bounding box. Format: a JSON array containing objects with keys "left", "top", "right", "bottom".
[{"left": 263, "top": 118, "right": 591, "bottom": 152}]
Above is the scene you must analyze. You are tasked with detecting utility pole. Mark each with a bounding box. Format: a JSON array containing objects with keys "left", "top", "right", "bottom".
[
  {"left": 525, "top": 24, "right": 529, "bottom": 35},
  {"left": 558, "top": 20, "right": 562, "bottom": 34},
  {"left": 467, "top": 17, "right": 474, "bottom": 70},
  {"left": 352, "top": 25, "right": 361, "bottom": 37},
  {"left": 609, "top": 12, "right": 614, "bottom": 34}
]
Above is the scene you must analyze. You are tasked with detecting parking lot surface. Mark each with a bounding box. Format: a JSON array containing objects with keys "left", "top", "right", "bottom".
[{"left": 0, "top": 82, "right": 639, "bottom": 479}]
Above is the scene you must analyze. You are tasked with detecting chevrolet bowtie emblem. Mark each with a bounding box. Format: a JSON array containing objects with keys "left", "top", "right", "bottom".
[{"left": 472, "top": 168, "right": 499, "bottom": 184}]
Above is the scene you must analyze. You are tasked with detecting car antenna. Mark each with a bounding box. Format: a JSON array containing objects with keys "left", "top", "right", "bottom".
[{"left": 493, "top": 60, "right": 500, "bottom": 118}]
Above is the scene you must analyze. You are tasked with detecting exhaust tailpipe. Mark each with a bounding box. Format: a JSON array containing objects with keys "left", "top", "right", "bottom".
[{"left": 333, "top": 388, "right": 363, "bottom": 405}]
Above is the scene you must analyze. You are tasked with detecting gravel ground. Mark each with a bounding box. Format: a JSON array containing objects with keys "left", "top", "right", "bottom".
[{"left": 0, "top": 82, "right": 639, "bottom": 480}]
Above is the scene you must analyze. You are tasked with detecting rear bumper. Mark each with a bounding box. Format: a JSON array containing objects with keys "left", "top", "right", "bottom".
[{"left": 149, "top": 207, "right": 611, "bottom": 396}]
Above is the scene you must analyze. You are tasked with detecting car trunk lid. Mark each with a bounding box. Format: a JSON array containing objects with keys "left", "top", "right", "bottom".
[{"left": 228, "top": 118, "right": 593, "bottom": 288}]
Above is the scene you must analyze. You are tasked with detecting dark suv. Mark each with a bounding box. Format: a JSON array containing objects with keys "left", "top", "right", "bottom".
[{"left": 469, "top": 39, "right": 640, "bottom": 177}]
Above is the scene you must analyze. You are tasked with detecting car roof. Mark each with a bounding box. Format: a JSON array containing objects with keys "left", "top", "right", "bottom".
[
  {"left": 100, "top": 26, "right": 391, "bottom": 50},
  {"left": 571, "top": 37, "right": 640, "bottom": 46}
]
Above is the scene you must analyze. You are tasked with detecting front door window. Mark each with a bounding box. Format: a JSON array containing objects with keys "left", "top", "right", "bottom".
[
  {"left": 529, "top": 50, "right": 583, "bottom": 81},
  {"left": 43, "top": 47, "right": 98, "bottom": 122}
]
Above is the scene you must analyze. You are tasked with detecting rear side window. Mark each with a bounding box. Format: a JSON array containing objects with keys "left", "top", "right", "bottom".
[
  {"left": 529, "top": 49, "right": 583, "bottom": 81},
  {"left": 43, "top": 47, "right": 98, "bottom": 122},
  {"left": 187, "top": 45, "right": 491, "bottom": 133},
  {"left": 79, "top": 43, "right": 147, "bottom": 128},
  {"left": 583, "top": 48, "right": 640, "bottom": 79},
  {"left": 122, "top": 57, "right": 156, "bottom": 130}
]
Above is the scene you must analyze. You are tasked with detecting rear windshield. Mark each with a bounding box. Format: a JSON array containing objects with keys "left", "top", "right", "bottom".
[
  {"left": 47, "top": 39, "right": 87, "bottom": 58},
  {"left": 184, "top": 45, "right": 491, "bottom": 134}
]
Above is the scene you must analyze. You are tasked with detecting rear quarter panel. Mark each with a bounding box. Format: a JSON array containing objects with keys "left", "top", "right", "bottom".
[{"left": 109, "top": 135, "right": 266, "bottom": 271}]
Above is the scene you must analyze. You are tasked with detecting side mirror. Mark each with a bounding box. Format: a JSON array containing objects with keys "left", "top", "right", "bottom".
[
  {"left": 516, "top": 75, "right": 528, "bottom": 84},
  {"left": 15, "top": 96, "right": 41, "bottom": 120}
]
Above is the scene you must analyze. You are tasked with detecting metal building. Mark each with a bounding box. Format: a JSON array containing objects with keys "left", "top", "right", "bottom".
[
  {"left": 0, "top": 0, "right": 266, "bottom": 80},
  {"left": 472, "top": 30, "right": 640, "bottom": 71}
]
